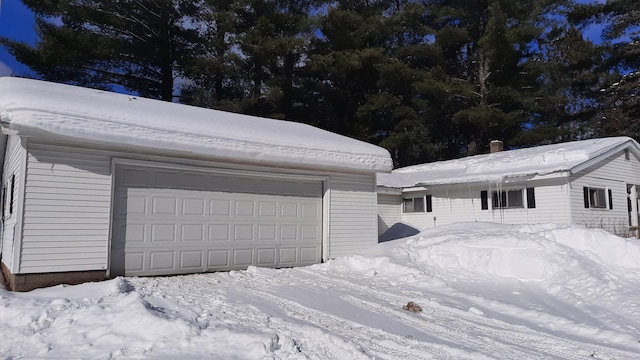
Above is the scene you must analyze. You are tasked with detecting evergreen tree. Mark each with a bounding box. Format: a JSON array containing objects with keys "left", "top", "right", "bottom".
[
  {"left": 570, "top": 0, "right": 640, "bottom": 139},
  {"left": 306, "top": 0, "right": 394, "bottom": 136},
  {"left": 182, "top": 0, "right": 322, "bottom": 120},
  {"left": 180, "top": 0, "right": 245, "bottom": 108},
  {"left": 417, "top": 0, "right": 568, "bottom": 157},
  {"left": 1, "top": 0, "right": 201, "bottom": 101}
]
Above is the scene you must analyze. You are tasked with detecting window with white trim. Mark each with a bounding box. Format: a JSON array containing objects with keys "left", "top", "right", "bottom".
[
  {"left": 583, "top": 186, "right": 612, "bottom": 209},
  {"left": 403, "top": 196, "right": 425, "bottom": 213},
  {"left": 492, "top": 189, "right": 524, "bottom": 209}
]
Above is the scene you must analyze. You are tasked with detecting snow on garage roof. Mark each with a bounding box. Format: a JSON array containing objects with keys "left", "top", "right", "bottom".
[
  {"left": 378, "top": 137, "right": 640, "bottom": 188},
  {"left": 0, "top": 77, "right": 392, "bottom": 172}
]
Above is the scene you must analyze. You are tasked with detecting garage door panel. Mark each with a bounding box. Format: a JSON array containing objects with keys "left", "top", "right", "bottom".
[
  {"left": 208, "top": 224, "right": 230, "bottom": 241},
  {"left": 125, "top": 252, "right": 145, "bottom": 272},
  {"left": 210, "top": 199, "right": 231, "bottom": 216},
  {"left": 279, "top": 248, "right": 297, "bottom": 264},
  {"left": 124, "top": 194, "right": 147, "bottom": 215},
  {"left": 180, "top": 251, "right": 204, "bottom": 269},
  {"left": 259, "top": 201, "right": 278, "bottom": 217},
  {"left": 281, "top": 203, "right": 298, "bottom": 217},
  {"left": 208, "top": 250, "right": 230, "bottom": 267},
  {"left": 235, "top": 201, "right": 255, "bottom": 216},
  {"left": 151, "top": 224, "right": 176, "bottom": 242},
  {"left": 124, "top": 224, "right": 146, "bottom": 243},
  {"left": 280, "top": 225, "right": 297, "bottom": 240},
  {"left": 301, "top": 225, "right": 320, "bottom": 241},
  {"left": 149, "top": 251, "right": 175, "bottom": 270},
  {"left": 152, "top": 197, "right": 178, "bottom": 215},
  {"left": 257, "top": 248, "right": 276, "bottom": 266},
  {"left": 300, "top": 247, "right": 319, "bottom": 263},
  {"left": 182, "top": 198, "right": 206, "bottom": 216},
  {"left": 301, "top": 203, "right": 320, "bottom": 218},
  {"left": 233, "top": 249, "right": 253, "bottom": 266},
  {"left": 181, "top": 224, "right": 205, "bottom": 242},
  {"left": 233, "top": 224, "right": 254, "bottom": 241},
  {"left": 258, "top": 225, "right": 277, "bottom": 241},
  {"left": 112, "top": 164, "right": 322, "bottom": 276}
]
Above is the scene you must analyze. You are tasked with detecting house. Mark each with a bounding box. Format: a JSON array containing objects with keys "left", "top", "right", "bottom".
[
  {"left": 0, "top": 77, "right": 393, "bottom": 291},
  {"left": 377, "top": 138, "right": 640, "bottom": 239}
]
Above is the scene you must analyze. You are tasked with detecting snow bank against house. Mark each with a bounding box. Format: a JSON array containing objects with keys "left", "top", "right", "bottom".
[
  {"left": 378, "top": 137, "right": 639, "bottom": 187},
  {"left": 2, "top": 223, "right": 640, "bottom": 359},
  {"left": 0, "top": 77, "right": 392, "bottom": 172},
  {"left": 354, "top": 222, "right": 640, "bottom": 282}
]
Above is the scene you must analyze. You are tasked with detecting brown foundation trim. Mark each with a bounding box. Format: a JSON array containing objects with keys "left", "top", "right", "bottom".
[{"left": 1, "top": 262, "right": 108, "bottom": 292}]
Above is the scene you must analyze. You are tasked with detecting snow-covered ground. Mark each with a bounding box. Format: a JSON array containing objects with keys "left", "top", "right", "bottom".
[{"left": 2, "top": 222, "right": 640, "bottom": 359}]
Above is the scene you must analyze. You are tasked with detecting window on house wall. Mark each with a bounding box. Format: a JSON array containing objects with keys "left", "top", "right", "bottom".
[
  {"left": 492, "top": 189, "right": 524, "bottom": 209},
  {"left": 403, "top": 196, "right": 425, "bottom": 213},
  {"left": 583, "top": 186, "right": 610, "bottom": 209}
]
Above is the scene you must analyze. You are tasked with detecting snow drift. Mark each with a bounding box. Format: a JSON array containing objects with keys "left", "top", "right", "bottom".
[{"left": 2, "top": 222, "right": 640, "bottom": 359}]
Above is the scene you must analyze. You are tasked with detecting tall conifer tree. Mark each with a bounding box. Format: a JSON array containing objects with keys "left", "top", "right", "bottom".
[{"left": 1, "top": 0, "right": 201, "bottom": 101}]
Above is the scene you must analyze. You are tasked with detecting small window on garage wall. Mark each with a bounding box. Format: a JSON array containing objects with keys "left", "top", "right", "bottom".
[
  {"left": 403, "top": 196, "right": 425, "bottom": 213},
  {"left": 426, "top": 195, "right": 433, "bottom": 213}
]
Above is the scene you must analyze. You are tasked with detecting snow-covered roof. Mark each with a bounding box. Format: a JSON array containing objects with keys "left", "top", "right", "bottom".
[
  {"left": 0, "top": 77, "right": 392, "bottom": 172},
  {"left": 378, "top": 137, "right": 640, "bottom": 188}
]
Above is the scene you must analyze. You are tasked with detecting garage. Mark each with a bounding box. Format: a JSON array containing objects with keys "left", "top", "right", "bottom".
[
  {"left": 1, "top": 77, "right": 393, "bottom": 291},
  {"left": 110, "top": 163, "right": 323, "bottom": 276}
]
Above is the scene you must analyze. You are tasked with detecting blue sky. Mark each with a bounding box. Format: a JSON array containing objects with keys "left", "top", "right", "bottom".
[
  {"left": 0, "top": 1, "right": 606, "bottom": 78},
  {"left": 0, "top": 0, "right": 36, "bottom": 76}
]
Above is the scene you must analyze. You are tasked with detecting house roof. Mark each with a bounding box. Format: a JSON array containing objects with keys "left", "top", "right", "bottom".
[
  {"left": 378, "top": 137, "right": 640, "bottom": 188},
  {"left": 0, "top": 77, "right": 392, "bottom": 172}
]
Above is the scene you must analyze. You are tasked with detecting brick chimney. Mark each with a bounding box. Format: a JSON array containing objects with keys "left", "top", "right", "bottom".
[{"left": 490, "top": 140, "right": 504, "bottom": 153}]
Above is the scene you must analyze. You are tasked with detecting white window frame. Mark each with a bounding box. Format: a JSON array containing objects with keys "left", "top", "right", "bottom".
[
  {"left": 586, "top": 187, "right": 607, "bottom": 209},
  {"left": 403, "top": 196, "right": 425, "bottom": 213},
  {"left": 492, "top": 188, "right": 524, "bottom": 209}
]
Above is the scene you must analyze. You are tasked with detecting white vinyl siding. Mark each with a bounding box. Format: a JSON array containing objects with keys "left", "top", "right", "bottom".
[
  {"left": 569, "top": 151, "right": 640, "bottom": 235},
  {"left": 328, "top": 174, "right": 377, "bottom": 258},
  {"left": 17, "top": 138, "right": 379, "bottom": 275},
  {"left": 377, "top": 193, "right": 402, "bottom": 235},
  {"left": 20, "top": 141, "right": 112, "bottom": 273},
  {"left": 1, "top": 135, "right": 26, "bottom": 272},
  {"left": 398, "top": 180, "right": 570, "bottom": 231}
]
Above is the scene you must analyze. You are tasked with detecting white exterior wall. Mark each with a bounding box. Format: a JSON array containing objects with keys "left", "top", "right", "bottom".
[
  {"left": 377, "top": 193, "right": 402, "bottom": 235},
  {"left": 18, "top": 139, "right": 379, "bottom": 274},
  {"left": 569, "top": 151, "right": 640, "bottom": 236},
  {"left": 1, "top": 135, "right": 26, "bottom": 272},
  {"left": 328, "top": 174, "right": 378, "bottom": 258},
  {"left": 21, "top": 141, "right": 112, "bottom": 273},
  {"left": 396, "top": 179, "right": 571, "bottom": 232}
]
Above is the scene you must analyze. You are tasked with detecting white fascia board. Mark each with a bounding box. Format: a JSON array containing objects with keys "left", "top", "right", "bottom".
[
  {"left": 401, "top": 186, "right": 429, "bottom": 193},
  {"left": 571, "top": 141, "right": 639, "bottom": 174},
  {"left": 376, "top": 186, "right": 402, "bottom": 195}
]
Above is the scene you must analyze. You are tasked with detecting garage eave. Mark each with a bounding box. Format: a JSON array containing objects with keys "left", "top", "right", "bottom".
[{"left": 0, "top": 78, "right": 394, "bottom": 174}]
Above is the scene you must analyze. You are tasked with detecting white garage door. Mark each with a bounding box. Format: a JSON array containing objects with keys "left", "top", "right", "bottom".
[{"left": 111, "top": 164, "right": 323, "bottom": 276}]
